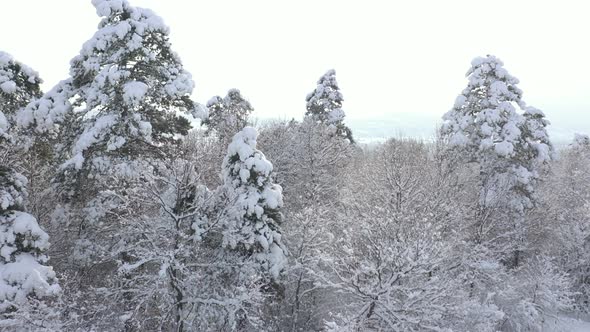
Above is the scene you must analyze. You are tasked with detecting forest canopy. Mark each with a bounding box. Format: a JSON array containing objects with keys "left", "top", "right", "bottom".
[{"left": 1, "top": 1, "right": 589, "bottom": 331}]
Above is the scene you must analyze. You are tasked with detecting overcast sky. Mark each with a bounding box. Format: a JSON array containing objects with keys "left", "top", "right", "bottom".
[{"left": 3, "top": 0, "right": 589, "bottom": 142}]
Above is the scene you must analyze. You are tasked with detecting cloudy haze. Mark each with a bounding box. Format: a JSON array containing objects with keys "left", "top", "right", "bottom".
[{"left": 3, "top": 0, "right": 589, "bottom": 143}]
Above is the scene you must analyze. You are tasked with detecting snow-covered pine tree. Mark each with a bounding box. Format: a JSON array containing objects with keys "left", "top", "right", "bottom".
[
  {"left": 442, "top": 55, "right": 524, "bottom": 163},
  {"left": 20, "top": 0, "right": 205, "bottom": 243},
  {"left": 219, "top": 126, "right": 287, "bottom": 279},
  {"left": 442, "top": 55, "right": 564, "bottom": 329},
  {"left": 19, "top": 0, "right": 206, "bottom": 200},
  {"left": 64, "top": 0, "right": 204, "bottom": 187},
  {"left": 306, "top": 69, "right": 354, "bottom": 142},
  {"left": 203, "top": 88, "right": 253, "bottom": 144},
  {"left": 199, "top": 89, "right": 254, "bottom": 189},
  {"left": 441, "top": 55, "right": 544, "bottom": 256},
  {"left": 0, "top": 52, "right": 57, "bottom": 229},
  {"left": 15, "top": 0, "right": 206, "bottom": 328},
  {"left": 0, "top": 168, "right": 60, "bottom": 328},
  {"left": 0, "top": 51, "right": 42, "bottom": 145},
  {"left": 510, "top": 106, "right": 553, "bottom": 215},
  {"left": 0, "top": 51, "right": 45, "bottom": 170},
  {"left": 494, "top": 105, "right": 554, "bottom": 268}
]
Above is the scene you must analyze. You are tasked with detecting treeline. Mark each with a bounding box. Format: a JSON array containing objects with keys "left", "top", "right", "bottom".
[{"left": 1, "top": 0, "right": 589, "bottom": 331}]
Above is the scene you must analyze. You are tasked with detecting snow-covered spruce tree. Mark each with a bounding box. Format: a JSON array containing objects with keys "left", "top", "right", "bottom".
[
  {"left": 193, "top": 126, "right": 287, "bottom": 331},
  {"left": 203, "top": 88, "right": 253, "bottom": 144},
  {"left": 219, "top": 126, "right": 286, "bottom": 279},
  {"left": 0, "top": 167, "right": 60, "bottom": 330},
  {"left": 306, "top": 69, "right": 354, "bottom": 142}
]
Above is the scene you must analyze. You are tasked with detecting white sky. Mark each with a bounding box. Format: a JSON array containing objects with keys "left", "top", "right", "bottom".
[{"left": 2, "top": 0, "right": 590, "bottom": 142}]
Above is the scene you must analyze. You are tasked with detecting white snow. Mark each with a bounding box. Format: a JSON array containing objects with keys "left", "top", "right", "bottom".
[
  {"left": 191, "top": 102, "right": 209, "bottom": 120},
  {"left": 262, "top": 185, "right": 282, "bottom": 209},
  {"left": 65, "top": 114, "right": 118, "bottom": 169},
  {"left": 327, "top": 108, "right": 345, "bottom": 125},
  {"left": 0, "top": 112, "right": 8, "bottom": 138},
  {"left": 123, "top": 81, "right": 149, "bottom": 106},
  {"left": 494, "top": 141, "right": 514, "bottom": 156},
  {"left": 164, "top": 71, "right": 194, "bottom": 97},
  {"left": 114, "top": 21, "right": 131, "bottom": 39},
  {"left": 0, "top": 170, "right": 60, "bottom": 306},
  {"left": 0, "top": 212, "right": 49, "bottom": 261},
  {"left": 0, "top": 253, "right": 61, "bottom": 304},
  {"left": 0, "top": 51, "right": 41, "bottom": 94},
  {"left": 92, "top": 0, "right": 126, "bottom": 17},
  {"left": 17, "top": 79, "right": 74, "bottom": 133},
  {"left": 0, "top": 81, "right": 16, "bottom": 94},
  {"left": 0, "top": 172, "right": 27, "bottom": 211},
  {"left": 266, "top": 242, "right": 287, "bottom": 279},
  {"left": 106, "top": 135, "right": 127, "bottom": 151},
  {"left": 138, "top": 120, "right": 152, "bottom": 138},
  {"left": 226, "top": 127, "right": 257, "bottom": 162}
]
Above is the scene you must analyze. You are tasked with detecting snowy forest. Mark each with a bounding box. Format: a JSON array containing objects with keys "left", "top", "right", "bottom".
[{"left": 1, "top": 0, "right": 590, "bottom": 331}]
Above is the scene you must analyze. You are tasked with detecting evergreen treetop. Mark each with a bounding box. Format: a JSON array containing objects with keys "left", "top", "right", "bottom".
[{"left": 305, "top": 69, "right": 354, "bottom": 143}]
